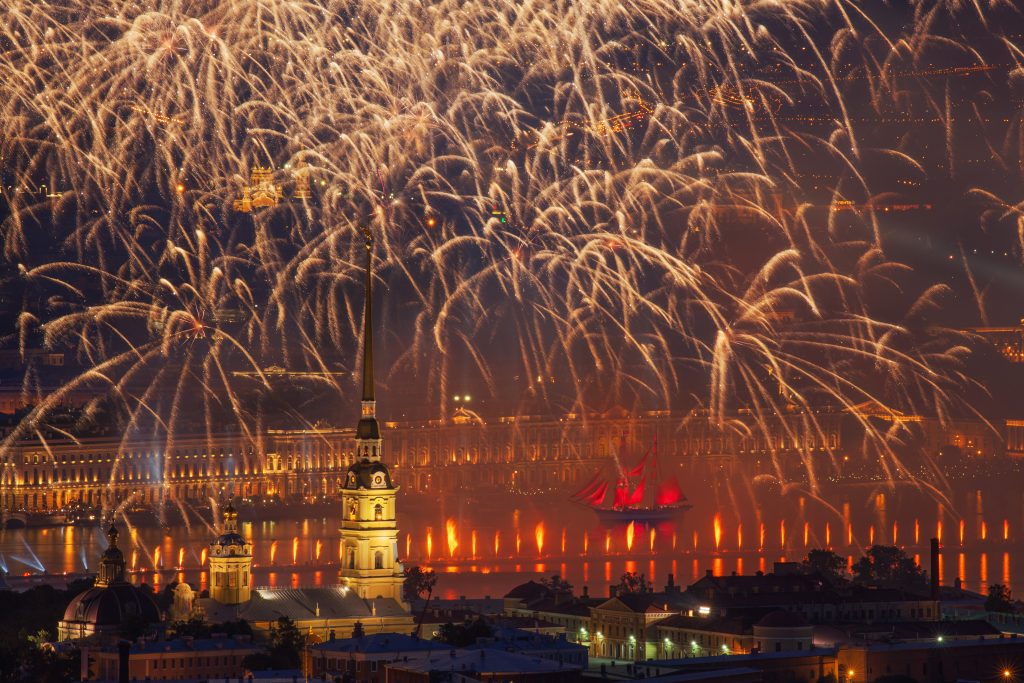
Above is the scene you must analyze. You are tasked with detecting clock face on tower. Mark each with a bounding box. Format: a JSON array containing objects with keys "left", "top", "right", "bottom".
[
  {"left": 348, "top": 472, "right": 357, "bottom": 487},
  {"left": 371, "top": 473, "right": 385, "bottom": 488}
]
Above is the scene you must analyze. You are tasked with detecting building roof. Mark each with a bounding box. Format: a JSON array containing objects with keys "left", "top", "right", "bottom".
[
  {"left": 517, "top": 598, "right": 597, "bottom": 617},
  {"left": 466, "top": 630, "right": 587, "bottom": 656},
  {"left": 600, "top": 593, "right": 671, "bottom": 614},
  {"left": 61, "top": 582, "right": 161, "bottom": 633},
  {"left": 312, "top": 633, "right": 444, "bottom": 655},
  {"left": 754, "top": 610, "right": 810, "bottom": 629},
  {"left": 343, "top": 458, "right": 393, "bottom": 489},
  {"left": 504, "top": 581, "right": 552, "bottom": 602},
  {"left": 385, "top": 648, "right": 583, "bottom": 676},
  {"left": 657, "top": 614, "right": 756, "bottom": 636},
  {"left": 202, "top": 586, "right": 407, "bottom": 623},
  {"left": 95, "top": 636, "right": 260, "bottom": 654}
]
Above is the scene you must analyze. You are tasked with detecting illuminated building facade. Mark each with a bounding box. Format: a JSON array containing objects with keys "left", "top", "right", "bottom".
[
  {"left": 207, "top": 503, "right": 252, "bottom": 605},
  {"left": 0, "top": 409, "right": 846, "bottom": 514},
  {"left": 3, "top": 401, "right": 1004, "bottom": 515}
]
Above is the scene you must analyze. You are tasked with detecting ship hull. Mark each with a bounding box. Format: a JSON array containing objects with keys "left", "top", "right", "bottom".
[{"left": 591, "top": 504, "right": 691, "bottom": 525}]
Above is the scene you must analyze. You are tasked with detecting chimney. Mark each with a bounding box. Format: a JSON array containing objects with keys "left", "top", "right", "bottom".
[
  {"left": 609, "top": 585, "right": 618, "bottom": 598},
  {"left": 582, "top": 585, "right": 589, "bottom": 599},
  {"left": 930, "top": 538, "right": 940, "bottom": 600},
  {"left": 117, "top": 640, "right": 130, "bottom": 683},
  {"left": 705, "top": 569, "right": 713, "bottom": 578},
  {"left": 665, "top": 574, "right": 676, "bottom": 594}
]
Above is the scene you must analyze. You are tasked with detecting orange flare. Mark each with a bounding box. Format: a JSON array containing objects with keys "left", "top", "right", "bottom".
[
  {"left": 446, "top": 518, "right": 459, "bottom": 558},
  {"left": 626, "top": 521, "right": 635, "bottom": 552},
  {"left": 713, "top": 514, "right": 722, "bottom": 550},
  {"left": 535, "top": 522, "right": 545, "bottom": 556}
]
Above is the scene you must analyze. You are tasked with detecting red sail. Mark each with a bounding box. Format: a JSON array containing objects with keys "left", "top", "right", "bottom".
[
  {"left": 571, "top": 472, "right": 604, "bottom": 501},
  {"left": 655, "top": 476, "right": 685, "bottom": 506},
  {"left": 585, "top": 481, "right": 609, "bottom": 506},
  {"left": 627, "top": 450, "right": 649, "bottom": 477},
  {"left": 613, "top": 480, "right": 629, "bottom": 507},
  {"left": 625, "top": 475, "right": 646, "bottom": 505}
]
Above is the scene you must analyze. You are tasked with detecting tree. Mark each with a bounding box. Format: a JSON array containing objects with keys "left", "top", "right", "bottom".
[
  {"left": 403, "top": 565, "right": 438, "bottom": 638},
  {"left": 802, "top": 549, "right": 846, "bottom": 582},
  {"left": 437, "top": 618, "right": 492, "bottom": 647},
  {"left": 242, "top": 617, "right": 304, "bottom": 671},
  {"left": 985, "top": 584, "right": 1014, "bottom": 613},
  {"left": 852, "top": 546, "right": 926, "bottom": 588},
  {"left": 616, "top": 572, "right": 652, "bottom": 594},
  {"left": 539, "top": 575, "right": 573, "bottom": 595}
]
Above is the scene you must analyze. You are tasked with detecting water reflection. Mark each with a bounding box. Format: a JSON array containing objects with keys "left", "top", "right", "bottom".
[{"left": 1, "top": 485, "right": 1022, "bottom": 599}]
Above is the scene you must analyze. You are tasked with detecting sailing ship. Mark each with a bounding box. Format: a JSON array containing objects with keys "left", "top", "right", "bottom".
[{"left": 570, "top": 436, "right": 691, "bottom": 524}]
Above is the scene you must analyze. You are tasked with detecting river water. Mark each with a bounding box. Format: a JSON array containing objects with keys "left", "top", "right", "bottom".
[{"left": 1, "top": 477, "right": 1020, "bottom": 600}]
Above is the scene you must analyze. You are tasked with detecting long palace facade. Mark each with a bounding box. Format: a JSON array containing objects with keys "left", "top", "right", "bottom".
[{"left": 0, "top": 409, "right": 852, "bottom": 514}]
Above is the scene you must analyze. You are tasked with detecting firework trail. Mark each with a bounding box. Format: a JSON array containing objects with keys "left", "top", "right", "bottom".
[{"left": 0, "top": 0, "right": 1019, "bottom": 506}]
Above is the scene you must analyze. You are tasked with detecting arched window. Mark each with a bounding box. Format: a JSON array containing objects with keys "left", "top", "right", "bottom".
[
  {"left": 374, "top": 551, "right": 384, "bottom": 570},
  {"left": 374, "top": 504, "right": 383, "bottom": 521}
]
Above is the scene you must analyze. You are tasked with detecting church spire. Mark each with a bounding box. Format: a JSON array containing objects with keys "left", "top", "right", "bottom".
[
  {"left": 355, "top": 227, "right": 381, "bottom": 456},
  {"left": 361, "top": 226, "right": 375, "bottom": 405}
]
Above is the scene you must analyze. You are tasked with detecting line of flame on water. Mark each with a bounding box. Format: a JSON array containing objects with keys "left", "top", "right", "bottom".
[
  {"left": 869, "top": 525, "right": 874, "bottom": 545},
  {"left": 154, "top": 547, "right": 161, "bottom": 569},
  {"left": 847, "top": 523, "right": 852, "bottom": 546},
  {"left": 981, "top": 521, "right": 987, "bottom": 541},
  {"left": 426, "top": 528, "right": 433, "bottom": 560},
  {"left": 604, "top": 531, "right": 610, "bottom": 554},
  {"left": 131, "top": 549, "right": 137, "bottom": 570},
  {"left": 915, "top": 519, "right": 919, "bottom": 544},
  {"left": 200, "top": 548, "right": 207, "bottom": 566},
  {"left": 1005, "top": 519, "right": 1009, "bottom": 541},
  {"left": 582, "top": 531, "right": 588, "bottom": 555},
  {"left": 825, "top": 522, "right": 830, "bottom": 548},
  {"left": 561, "top": 528, "right": 566, "bottom": 555},
  {"left": 471, "top": 529, "right": 477, "bottom": 559},
  {"left": 759, "top": 523, "right": 765, "bottom": 550},
  {"left": 494, "top": 530, "right": 500, "bottom": 557},
  {"left": 535, "top": 522, "right": 545, "bottom": 556},
  {"left": 893, "top": 521, "right": 898, "bottom": 546},
  {"left": 406, "top": 534, "right": 411, "bottom": 559},
  {"left": 446, "top": 519, "right": 458, "bottom": 558},
  {"left": 803, "top": 522, "right": 808, "bottom": 547},
  {"left": 270, "top": 540, "right": 277, "bottom": 564},
  {"left": 292, "top": 537, "right": 298, "bottom": 564},
  {"left": 937, "top": 520, "right": 943, "bottom": 544},
  {"left": 713, "top": 514, "right": 721, "bottom": 551},
  {"left": 780, "top": 520, "right": 785, "bottom": 548},
  {"left": 178, "top": 547, "right": 184, "bottom": 568},
  {"left": 959, "top": 519, "right": 965, "bottom": 546},
  {"left": 649, "top": 527, "right": 656, "bottom": 553},
  {"left": 626, "top": 521, "right": 635, "bottom": 552},
  {"left": 515, "top": 532, "right": 521, "bottom": 555},
  {"left": 315, "top": 539, "right": 323, "bottom": 561},
  {"left": 692, "top": 530, "right": 698, "bottom": 550}
]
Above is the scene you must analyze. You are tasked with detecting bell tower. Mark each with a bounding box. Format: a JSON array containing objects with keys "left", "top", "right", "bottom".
[
  {"left": 339, "top": 227, "right": 405, "bottom": 604},
  {"left": 208, "top": 503, "right": 253, "bottom": 605}
]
